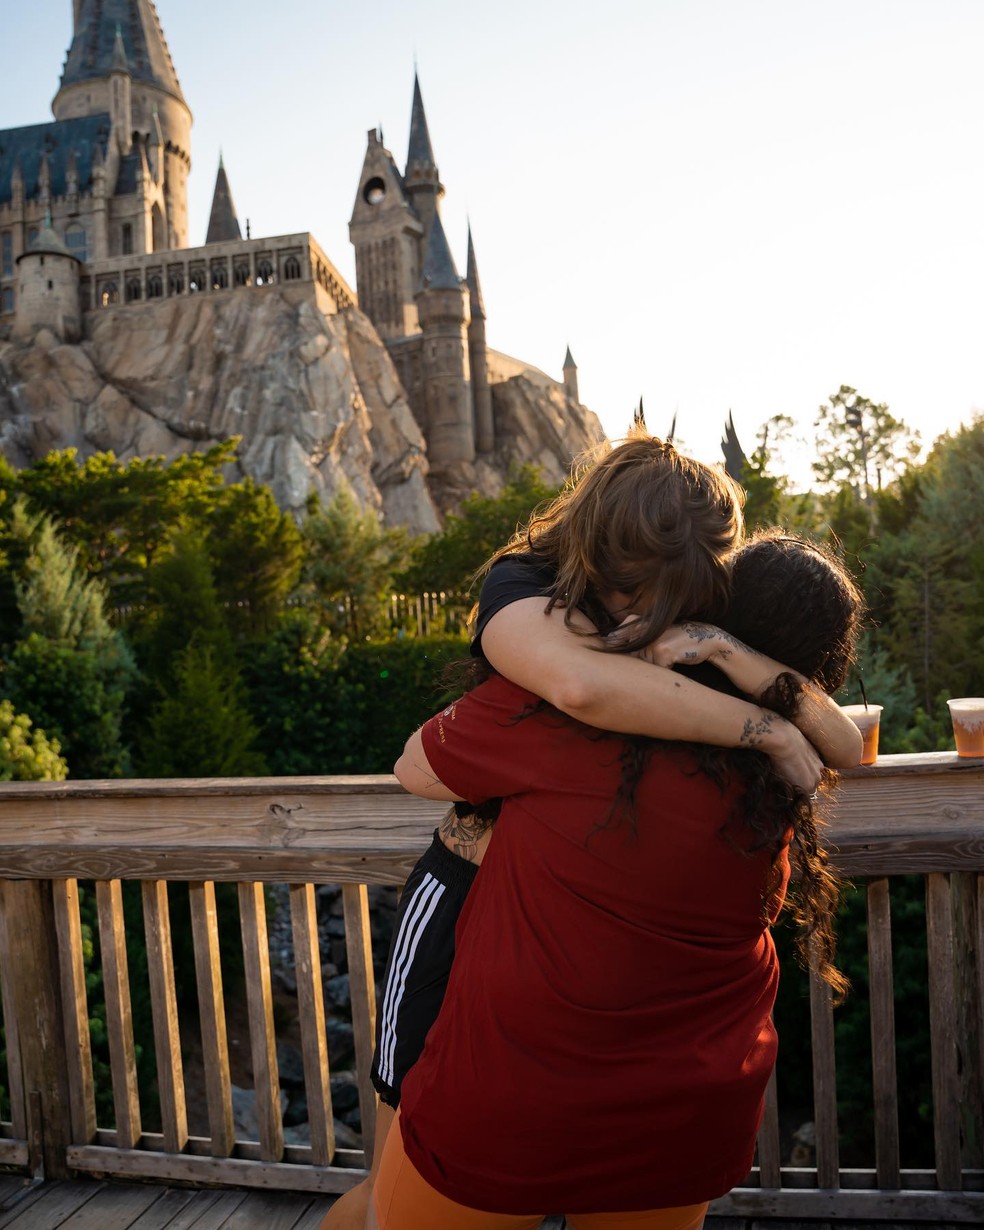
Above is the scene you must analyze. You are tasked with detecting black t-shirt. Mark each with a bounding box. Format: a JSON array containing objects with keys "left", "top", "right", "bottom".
[{"left": 471, "top": 554, "right": 558, "bottom": 660}]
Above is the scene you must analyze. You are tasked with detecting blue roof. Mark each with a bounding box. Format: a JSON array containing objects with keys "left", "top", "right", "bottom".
[
  {"left": 421, "top": 213, "right": 461, "bottom": 291},
  {"left": 60, "top": 0, "right": 186, "bottom": 103},
  {"left": 0, "top": 115, "right": 110, "bottom": 204}
]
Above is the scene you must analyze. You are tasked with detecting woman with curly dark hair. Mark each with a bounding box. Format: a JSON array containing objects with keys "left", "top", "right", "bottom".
[{"left": 373, "top": 530, "right": 863, "bottom": 1230}]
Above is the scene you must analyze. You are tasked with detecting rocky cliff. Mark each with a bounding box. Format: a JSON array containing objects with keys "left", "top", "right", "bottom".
[{"left": 0, "top": 288, "right": 605, "bottom": 529}]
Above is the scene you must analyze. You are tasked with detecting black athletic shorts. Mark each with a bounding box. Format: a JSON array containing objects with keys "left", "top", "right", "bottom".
[{"left": 370, "top": 830, "right": 479, "bottom": 1107}]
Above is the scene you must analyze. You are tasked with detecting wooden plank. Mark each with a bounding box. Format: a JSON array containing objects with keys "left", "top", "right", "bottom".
[
  {"left": 979, "top": 872, "right": 984, "bottom": 1112},
  {"left": 926, "top": 872, "right": 962, "bottom": 1189},
  {"left": 124, "top": 1187, "right": 201, "bottom": 1230},
  {"left": 709, "top": 1184, "right": 984, "bottom": 1220},
  {"left": 52, "top": 879, "right": 98, "bottom": 1145},
  {"left": 866, "top": 877, "right": 900, "bottom": 1188},
  {"left": 188, "top": 881, "right": 234, "bottom": 1157},
  {"left": 951, "top": 871, "right": 983, "bottom": 1168},
  {"left": 291, "top": 1200, "right": 337, "bottom": 1230},
  {"left": 808, "top": 962, "right": 839, "bottom": 1188},
  {"left": 0, "top": 1180, "right": 52, "bottom": 1228},
  {"left": 0, "top": 880, "right": 73, "bottom": 1179},
  {"left": 289, "top": 882, "right": 334, "bottom": 1165},
  {"left": 160, "top": 1190, "right": 248, "bottom": 1230},
  {"left": 0, "top": 1141, "right": 28, "bottom": 1165},
  {"left": 141, "top": 881, "right": 188, "bottom": 1155},
  {"left": 96, "top": 879, "right": 142, "bottom": 1149},
  {"left": 67, "top": 1144, "right": 368, "bottom": 1193},
  {"left": 0, "top": 1180, "right": 103, "bottom": 1229},
  {"left": 54, "top": 1183, "right": 163, "bottom": 1227},
  {"left": 218, "top": 1190, "right": 314, "bottom": 1229},
  {"left": 343, "top": 883, "right": 377, "bottom": 1162},
  {"left": 238, "top": 882, "right": 283, "bottom": 1161},
  {"left": 755, "top": 1061, "right": 781, "bottom": 1188},
  {"left": 0, "top": 885, "right": 28, "bottom": 1142}
]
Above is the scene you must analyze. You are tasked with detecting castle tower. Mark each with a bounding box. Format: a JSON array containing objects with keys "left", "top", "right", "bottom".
[
  {"left": 206, "top": 154, "right": 242, "bottom": 244},
  {"left": 53, "top": 0, "right": 193, "bottom": 248},
  {"left": 563, "top": 345, "right": 579, "bottom": 404},
  {"left": 349, "top": 128, "right": 424, "bottom": 339},
  {"left": 403, "top": 74, "right": 444, "bottom": 238},
  {"left": 416, "top": 212, "right": 474, "bottom": 468},
  {"left": 13, "top": 220, "right": 81, "bottom": 342},
  {"left": 466, "top": 224, "right": 494, "bottom": 454},
  {"left": 108, "top": 25, "right": 133, "bottom": 156}
]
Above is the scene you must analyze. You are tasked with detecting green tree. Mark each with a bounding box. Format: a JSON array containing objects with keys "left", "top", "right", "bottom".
[
  {"left": 742, "top": 415, "right": 795, "bottom": 530},
  {"left": 0, "top": 700, "right": 67, "bottom": 781},
  {"left": 812, "top": 386, "right": 921, "bottom": 498},
  {"left": 400, "top": 465, "right": 560, "bottom": 597},
  {"left": 298, "top": 489, "right": 410, "bottom": 639}
]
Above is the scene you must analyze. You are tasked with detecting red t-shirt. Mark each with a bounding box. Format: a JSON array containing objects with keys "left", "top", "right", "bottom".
[{"left": 399, "top": 674, "right": 788, "bottom": 1214}]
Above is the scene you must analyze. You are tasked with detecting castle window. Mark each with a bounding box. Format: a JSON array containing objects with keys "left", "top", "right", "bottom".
[
  {"left": 125, "top": 278, "right": 142, "bottom": 302},
  {"left": 47, "top": 280, "right": 53, "bottom": 291},
  {"left": 234, "top": 263, "right": 250, "bottom": 287},
  {"left": 100, "top": 281, "right": 119, "bottom": 306},
  {"left": 363, "top": 177, "right": 386, "bottom": 206},
  {"left": 27, "top": 228, "right": 39, "bottom": 248},
  {"left": 147, "top": 275, "right": 163, "bottom": 298},
  {"left": 169, "top": 270, "right": 184, "bottom": 294},
  {"left": 65, "top": 224, "right": 88, "bottom": 262},
  {"left": 1, "top": 232, "right": 12, "bottom": 278},
  {"left": 256, "top": 260, "right": 274, "bottom": 285},
  {"left": 211, "top": 264, "right": 228, "bottom": 290},
  {"left": 121, "top": 223, "right": 133, "bottom": 256},
  {"left": 283, "top": 256, "right": 301, "bottom": 281},
  {"left": 2, "top": 287, "right": 14, "bottom": 313}
]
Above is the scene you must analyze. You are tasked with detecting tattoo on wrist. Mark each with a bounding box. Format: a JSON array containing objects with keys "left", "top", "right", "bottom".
[
  {"left": 682, "top": 622, "right": 761, "bottom": 658},
  {"left": 739, "top": 712, "right": 777, "bottom": 748}
]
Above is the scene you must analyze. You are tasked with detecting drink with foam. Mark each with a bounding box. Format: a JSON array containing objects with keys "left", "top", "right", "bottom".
[
  {"left": 946, "top": 699, "right": 984, "bottom": 758},
  {"left": 842, "top": 704, "right": 883, "bottom": 766}
]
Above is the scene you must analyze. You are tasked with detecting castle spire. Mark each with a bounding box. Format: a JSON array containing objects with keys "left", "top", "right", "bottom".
[
  {"left": 563, "top": 346, "right": 579, "bottom": 405},
  {"left": 59, "top": 1, "right": 186, "bottom": 104},
  {"left": 407, "top": 72, "right": 436, "bottom": 170},
  {"left": 206, "top": 153, "right": 242, "bottom": 244},
  {"left": 404, "top": 72, "right": 443, "bottom": 235},
  {"left": 466, "top": 223, "right": 485, "bottom": 320},
  {"left": 421, "top": 213, "right": 460, "bottom": 291},
  {"left": 111, "top": 23, "right": 130, "bottom": 74}
]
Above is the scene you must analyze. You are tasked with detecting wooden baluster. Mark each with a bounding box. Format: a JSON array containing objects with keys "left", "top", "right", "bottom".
[
  {"left": 951, "top": 872, "right": 983, "bottom": 1169},
  {"left": 0, "top": 879, "right": 74, "bottom": 1176},
  {"left": 96, "top": 879, "right": 142, "bottom": 1148},
  {"left": 343, "top": 883, "right": 377, "bottom": 1163},
  {"left": 238, "top": 882, "right": 283, "bottom": 1161},
  {"left": 809, "top": 961, "right": 839, "bottom": 1188},
  {"left": 926, "top": 872, "right": 962, "bottom": 1189},
  {"left": 756, "top": 1061, "right": 781, "bottom": 1188},
  {"left": 52, "top": 878, "right": 97, "bottom": 1143},
  {"left": 290, "top": 883, "right": 335, "bottom": 1165},
  {"left": 866, "top": 877, "right": 900, "bottom": 1188},
  {"left": 142, "top": 880, "right": 188, "bottom": 1154},
  {"left": 0, "top": 882, "right": 28, "bottom": 1142},
  {"left": 189, "top": 881, "right": 235, "bottom": 1157}
]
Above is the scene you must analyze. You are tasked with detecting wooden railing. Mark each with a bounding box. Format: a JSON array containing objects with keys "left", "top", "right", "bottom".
[{"left": 0, "top": 754, "right": 980, "bottom": 1220}]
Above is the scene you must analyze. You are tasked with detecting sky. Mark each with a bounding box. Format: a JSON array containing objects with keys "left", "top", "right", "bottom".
[{"left": 3, "top": 0, "right": 983, "bottom": 483}]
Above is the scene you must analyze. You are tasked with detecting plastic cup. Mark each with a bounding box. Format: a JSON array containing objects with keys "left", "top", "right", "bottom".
[
  {"left": 842, "top": 704, "right": 883, "bottom": 766},
  {"left": 946, "top": 698, "right": 984, "bottom": 758}
]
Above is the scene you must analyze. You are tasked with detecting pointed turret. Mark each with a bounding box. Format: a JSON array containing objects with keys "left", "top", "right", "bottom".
[
  {"left": 349, "top": 127, "right": 423, "bottom": 339},
  {"left": 466, "top": 224, "right": 493, "bottom": 453},
  {"left": 108, "top": 22, "right": 133, "bottom": 155},
  {"left": 421, "top": 213, "right": 460, "bottom": 290},
  {"left": 59, "top": 1, "right": 187, "bottom": 106},
  {"left": 111, "top": 23, "right": 130, "bottom": 73},
  {"left": 563, "top": 346, "right": 579, "bottom": 405},
  {"left": 206, "top": 154, "right": 242, "bottom": 244},
  {"left": 149, "top": 105, "right": 164, "bottom": 185},
  {"left": 403, "top": 73, "right": 444, "bottom": 235}
]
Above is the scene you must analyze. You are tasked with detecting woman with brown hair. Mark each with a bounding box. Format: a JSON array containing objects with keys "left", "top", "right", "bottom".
[{"left": 372, "top": 529, "right": 863, "bottom": 1229}]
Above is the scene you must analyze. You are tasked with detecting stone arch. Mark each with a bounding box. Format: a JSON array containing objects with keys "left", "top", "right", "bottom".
[
  {"left": 234, "top": 262, "right": 250, "bottom": 287},
  {"left": 147, "top": 275, "right": 163, "bottom": 299},
  {"left": 211, "top": 263, "right": 228, "bottom": 290},
  {"left": 256, "top": 260, "right": 274, "bottom": 285},
  {"left": 125, "top": 278, "right": 142, "bottom": 302},
  {"left": 100, "top": 281, "right": 119, "bottom": 307},
  {"left": 283, "top": 256, "right": 302, "bottom": 281},
  {"left": 169, "top": 269, "right": 184, "bottom": 295}
]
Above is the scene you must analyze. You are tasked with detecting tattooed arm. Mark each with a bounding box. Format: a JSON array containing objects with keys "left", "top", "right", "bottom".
[
  {"left": 394, "top": 728, "right": 465, "bottom": 802},
  {"left": 437, "top": 804, "right": 495, "bottom": 865},
  {"left": 619, "top": 621, "right": 862, "bottom": 770}
]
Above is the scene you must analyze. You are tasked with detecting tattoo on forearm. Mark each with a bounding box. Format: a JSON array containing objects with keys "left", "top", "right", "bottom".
[
  {"left": 439, "top": 807, "right": 486, "bottom": 863},
  {"left": 682, "top": 622, "right": 761, "bottom": 659},
  {"left": 739, "top": 712, "right": 777, "bottom": 748}
]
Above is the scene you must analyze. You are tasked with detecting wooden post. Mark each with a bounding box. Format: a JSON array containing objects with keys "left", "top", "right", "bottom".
[{"left": 0, "top": 879, "right": 74, "bottom": 1178}]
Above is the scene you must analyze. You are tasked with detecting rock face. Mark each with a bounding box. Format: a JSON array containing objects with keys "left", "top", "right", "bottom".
[{"left": 0, "top": 288, "right": 606, "bottom": 528}]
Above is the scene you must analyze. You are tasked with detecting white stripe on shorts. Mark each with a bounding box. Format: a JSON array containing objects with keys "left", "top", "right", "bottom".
[{"left": 377, "top": 871, "right": 447, "bottom": 1087}]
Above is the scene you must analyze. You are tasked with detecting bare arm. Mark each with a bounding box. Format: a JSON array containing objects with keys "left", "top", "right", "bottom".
[
  {"left": 480, "top": 598, "right": 826, "bottom": 792},
  {"left": 394, "top": 728, "right": 465, "bottom": 801},
  {"left": 625, "top": 622, "right": 863, "bottom": 769}
]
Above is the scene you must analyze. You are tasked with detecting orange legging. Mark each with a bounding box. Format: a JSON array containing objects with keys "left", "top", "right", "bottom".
[{"left": 372, "top": 1113, "right": 708, "bottom": 1230}]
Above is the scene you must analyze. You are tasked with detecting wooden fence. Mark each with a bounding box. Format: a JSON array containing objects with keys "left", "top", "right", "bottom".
[{"left": 0, "top": 753, "right": 980, "bottom": 1220}]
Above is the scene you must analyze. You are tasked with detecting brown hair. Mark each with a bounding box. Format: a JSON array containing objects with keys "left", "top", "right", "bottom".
[{"left": 481, "top": 429, "right": 745, "bottom": 649}]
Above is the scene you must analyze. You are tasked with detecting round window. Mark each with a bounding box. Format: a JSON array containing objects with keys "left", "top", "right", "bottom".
[{"left": 363, "top": 177, "right": 386, "bottom": 206}]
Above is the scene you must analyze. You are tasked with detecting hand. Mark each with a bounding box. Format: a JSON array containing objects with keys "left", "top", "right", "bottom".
[
  {"left": 607, "top": 620, "right": 729, "bottom": 668},
  {"left": 758, "top": 716, "right": 824, "bottom": 795}
]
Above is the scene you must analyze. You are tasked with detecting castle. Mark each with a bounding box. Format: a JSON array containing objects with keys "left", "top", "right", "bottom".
[{"left": 0, "top": 2, "right": 602, "bottom": 520}]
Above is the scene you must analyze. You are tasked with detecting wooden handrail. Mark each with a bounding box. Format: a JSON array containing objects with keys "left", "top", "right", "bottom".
[{"left": 0, "top": 753, "right": 980, "bottom": 1221}]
